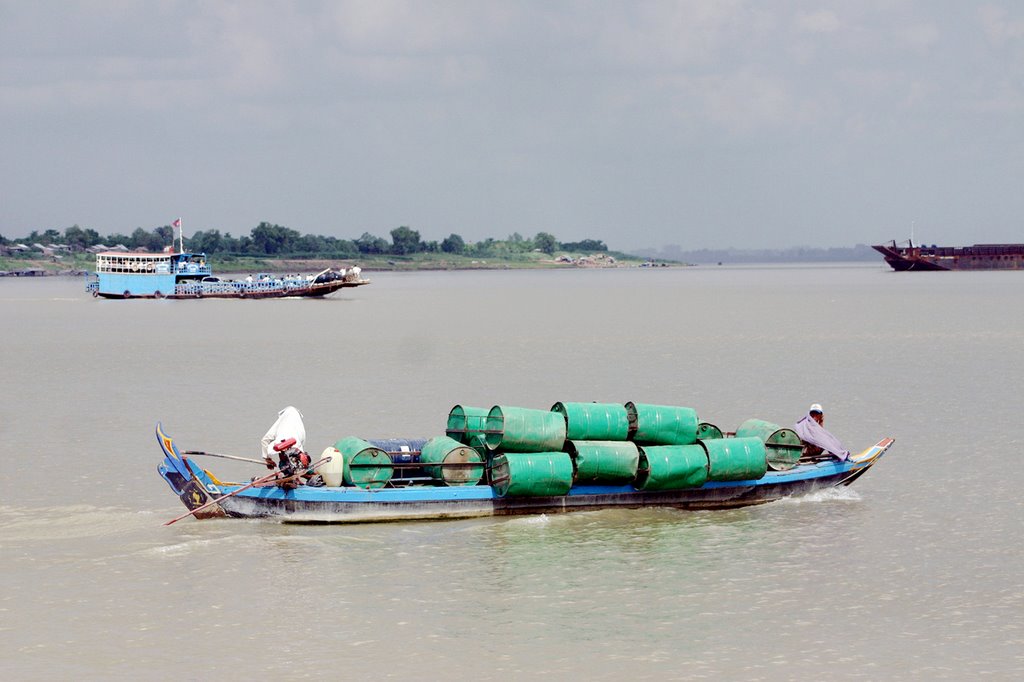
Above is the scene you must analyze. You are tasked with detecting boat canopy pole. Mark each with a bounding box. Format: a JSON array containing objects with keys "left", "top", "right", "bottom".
[{"left": 183, "top": 450, "right": 267, "bottom": 466}]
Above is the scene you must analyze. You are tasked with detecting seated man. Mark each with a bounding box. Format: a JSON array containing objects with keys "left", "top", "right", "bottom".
[{"left": 793, "top": 403, "right": 850, "bottom": 461}]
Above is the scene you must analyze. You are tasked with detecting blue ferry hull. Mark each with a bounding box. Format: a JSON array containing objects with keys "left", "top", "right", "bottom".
[{"left": 86, "top": 250, "right": 369, "bottom": 299}]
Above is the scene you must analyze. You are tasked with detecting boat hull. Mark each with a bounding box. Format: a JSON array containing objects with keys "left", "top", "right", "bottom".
[
  {"left": 212, "top": 467, "right": 865, "bottom": 523},
  {"left": 157, "top": 424, "right": 894, "bottom": 524},
  {"left": 873, "top": 242, "right": 1024, "bottom": 271},
  {"left": 95, "top": 279, "right": 367, "bottom": 299}
]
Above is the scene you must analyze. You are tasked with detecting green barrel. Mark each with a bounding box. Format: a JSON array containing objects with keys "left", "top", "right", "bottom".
[
  {"left": 490, "top": 452, "right": 574, "bottom": 497},
  {"left": 446, "top": 405, "right": 491, "bottom": 444},
  {"left": 697, "top": 422, "right": 724, "bottom": 440},
  {"left": 419, "top": 436, "right": 485, "bottom": 486},
  {"left": 467, "top": 433, "right": 490, "bottom": 462},
  {"left": 334, "top": 436, "right": 394, "bottom": 489},
  {"left": 625, "top": 402, "right": 699, "bottom": 445},
  {"left": 702, "top": 437, "right": 768, "bottom": 482},
  {"left": 635, "top": 445, "right": 709, "bottom": 491},
  {"left": 734, "top": 419, "right": 802, "bottom": 471},
  {"left": 485, "top": 405, "right": 567, "bottom": 453},
  {"left": 564, "top": 440, "right": 640, "bottom": 484},
  {"left": 551, "top": 402, "right": 630, "bottom": 441}
]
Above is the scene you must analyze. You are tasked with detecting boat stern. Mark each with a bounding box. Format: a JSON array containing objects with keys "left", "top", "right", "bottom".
[{"left": 156, "top": 423, "right": 227, "bottom": 519}]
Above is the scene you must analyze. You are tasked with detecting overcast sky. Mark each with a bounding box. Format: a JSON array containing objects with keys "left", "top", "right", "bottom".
[{"left": 2, "top": 1, "right": 1023, "bottom": 251}]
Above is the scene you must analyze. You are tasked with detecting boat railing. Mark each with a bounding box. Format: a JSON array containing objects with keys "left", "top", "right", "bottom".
[
  {"left": 173, "top": 277, "right": 320, "bottom": 296},
  {"left": 174, "top": 263, "right": 212, "bottom": 276}
]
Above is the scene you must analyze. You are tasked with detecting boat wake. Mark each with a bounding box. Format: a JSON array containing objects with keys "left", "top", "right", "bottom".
[
  {"left": 777, "top": 487, "right": 862, "bottom": 506},
  {"left": 0, "top": 505, "right": 156, "bottom": 541}
]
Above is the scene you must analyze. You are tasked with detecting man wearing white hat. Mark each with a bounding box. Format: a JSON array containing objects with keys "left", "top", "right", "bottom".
[{"left": 793, "top": 403, "right": 850, "bottom": 461}]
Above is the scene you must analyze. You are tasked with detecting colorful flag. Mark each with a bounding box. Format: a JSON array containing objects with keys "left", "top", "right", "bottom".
[{"left": 172, "top": 218, "right": 181, "bottom": 228}]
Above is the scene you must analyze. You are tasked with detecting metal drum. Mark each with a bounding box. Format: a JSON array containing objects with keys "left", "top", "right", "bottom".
[
  {"left": 625, "top": 402, "right": 699, "bottom": 445},
  {"left": 734, "top": 419, "right": 802, "bottom": 471},
  {"left": 697, "top": 422, "right": 724, "bottom": 440},
  {"left": 485, "top": 405, "right": 567, "bottom": 453},
  {"left": 334, "top": 436, "right": 394, "bottom": 489},
  {"left": 419, "top": 436, "right": 485, "bottom": 486},
  {"left": 551, "top": 402, "right": 630, "bottom": 441},
  {"left": 564, "top": 440, "right": 639, "bottom": 484},
  {"left": 367, "top": 438, "right": 428, "bottom": 481},
  {"left": 634, "top": 444, "right": 709, "bottom": 491},
  {"left": 490, "top": 452, "right": 574, "bottom": 497},
  {"left": 445, "top": 405, "right": 490, "bottom": 444},
  {"left": 702, "top": 437, "right": 768, "bottom": 482}
]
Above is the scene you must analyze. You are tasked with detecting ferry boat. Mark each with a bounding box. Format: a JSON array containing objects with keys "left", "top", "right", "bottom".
[
  {"left": 157, "top": 402, "right": 895, "bottom": 525},
  {"left": 85, "top": 250, "right": 369, "bottom": 299},
  {"left": 873, "top": 240, "right": 1024, "bottom": 271}
]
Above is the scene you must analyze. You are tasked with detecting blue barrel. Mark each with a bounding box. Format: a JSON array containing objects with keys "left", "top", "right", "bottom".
[{"left": 367, "top": 438, "right": 428, "bottom": 481}]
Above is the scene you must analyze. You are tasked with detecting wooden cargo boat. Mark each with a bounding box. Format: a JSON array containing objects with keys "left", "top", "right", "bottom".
[
  {"left": 157, "top": 409, "right": 895, "bottom": 524},
  {"left": 873, "top": 240, "right": 1024, "bottom": 271},
  {"left": 85, "top": 250, "right": 369, "bottom": 299}
]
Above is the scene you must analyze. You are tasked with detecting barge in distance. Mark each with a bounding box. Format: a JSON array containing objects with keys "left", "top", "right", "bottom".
[
  {"left": 873, "top": 240, "right": 1024, "bottom": 271},
  {"left": 85, "top": 249, "right": 369, "bottom": 299}
]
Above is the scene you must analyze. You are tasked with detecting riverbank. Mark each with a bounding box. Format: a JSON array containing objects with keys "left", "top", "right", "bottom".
[{"left": 2, "top": 251, "right": 670, "bottom": 276}]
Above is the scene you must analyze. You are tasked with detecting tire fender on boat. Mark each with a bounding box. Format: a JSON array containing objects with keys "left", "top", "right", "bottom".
[
  {"left": 154, "top": 290, "right": 163, "bottom": 299},
  {"left": 123, "top": 290, "right": 131, "bottom": 299}
]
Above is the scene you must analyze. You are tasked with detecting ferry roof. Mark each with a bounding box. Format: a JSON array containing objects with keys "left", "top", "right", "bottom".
[{"left": 96, "top": 251, "right": 200, "bottom": 258}]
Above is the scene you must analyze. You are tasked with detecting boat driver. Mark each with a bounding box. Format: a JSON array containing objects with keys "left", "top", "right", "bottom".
[
  {"left": 261, "top": 406, "right": 311, "bottom": 487},
  {"left": 793, "top": 403, "right": 850, "bottom": 461}
]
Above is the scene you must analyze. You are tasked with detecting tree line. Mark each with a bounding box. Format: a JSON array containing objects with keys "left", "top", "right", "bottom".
[{"left": 1, "top": 223, "right": 608, "bottom": 258}]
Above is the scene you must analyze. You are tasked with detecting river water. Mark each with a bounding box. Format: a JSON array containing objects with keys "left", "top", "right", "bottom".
[{"left": 1, "top": 265, "right": 1021, "bottom": 679}]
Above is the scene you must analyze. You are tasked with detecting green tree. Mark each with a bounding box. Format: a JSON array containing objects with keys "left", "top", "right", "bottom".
[
  {"left": 560, "top": 239, "right": 607, "bottom": 252},
  {"left": 63, "top": 225, "right": 100, "bottom": 250},
  {"left": 441, "top": 233, "right": 465, "bottom": 254},
  {"left": 534, "top": 231, "right": 558, "bottom": 255},
  {"left": 356, "top": 232, "right": 389, "bottom": 254},
  {"left": 190, "top": 229, "right": 225, "bottom": 254},
  {"left": 250, "top": 222, "right": 300, "bottom": 255},
  {"left": 390, "top": 226, "right": 422, "bottom": 255}
]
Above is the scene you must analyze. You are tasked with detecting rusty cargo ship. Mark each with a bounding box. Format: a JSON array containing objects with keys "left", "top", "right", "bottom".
[{"left": 873, "top": 240, "right": 1024, "bottom": 271}]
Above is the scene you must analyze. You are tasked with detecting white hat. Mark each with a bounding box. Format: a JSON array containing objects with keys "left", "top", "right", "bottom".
[{"left": 809, "top": 403, "right": 823, "bottom": 413}]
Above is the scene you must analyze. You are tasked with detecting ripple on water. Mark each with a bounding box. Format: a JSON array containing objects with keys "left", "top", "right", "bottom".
[{"left": 0, "top": 504, "right": 158, "bottom": 541}]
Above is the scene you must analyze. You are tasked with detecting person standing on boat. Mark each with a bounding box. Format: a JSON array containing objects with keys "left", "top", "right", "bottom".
[
  {"left": 793, "top": 404, "right": 850, "bottom": 461},
  {"left": 261, "top": 406, "right": 310, "bottom": 485}
]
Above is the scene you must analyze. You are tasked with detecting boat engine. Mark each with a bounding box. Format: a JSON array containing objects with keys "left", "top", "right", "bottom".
[{"left": 272, "top": 437, "right": 310, "bottom": 481}]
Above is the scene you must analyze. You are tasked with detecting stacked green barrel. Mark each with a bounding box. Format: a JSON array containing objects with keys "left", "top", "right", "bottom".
[
  {"left": 451, "top": 400, "right": 777, "bottom": 497},
  {"left": 485, "top": 406, "right": 573, "bottom": 497}
]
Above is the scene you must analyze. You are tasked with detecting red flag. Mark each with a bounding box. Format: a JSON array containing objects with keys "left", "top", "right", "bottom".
[{"left": 172, "top": 218, "right": 181, "bottom": 228}]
